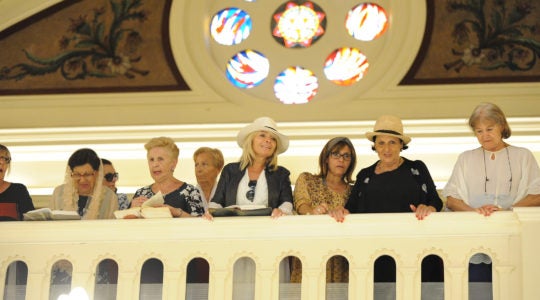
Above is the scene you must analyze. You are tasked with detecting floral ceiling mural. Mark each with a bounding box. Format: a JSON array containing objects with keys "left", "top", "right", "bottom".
[
  {"left": 0, "top": 0, "right": 189, "bottom": 95},
  {"left": 401, "top": 0, "right": 540, "bottom": 84}
]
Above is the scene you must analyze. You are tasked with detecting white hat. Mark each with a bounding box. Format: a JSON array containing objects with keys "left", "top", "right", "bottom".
[
  {"left": 237, "top": 117, "right": 289, "bottom": 154},
  {"left": 365, "top": 115, "right": 411, "bottom": 145}
]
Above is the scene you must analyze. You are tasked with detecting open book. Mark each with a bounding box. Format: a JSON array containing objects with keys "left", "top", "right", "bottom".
[
  {"left": 23, "top": 208, "right": 81, "bottom": 221},
  {"left": 210, "top": 204, "right": 272, "bottom": 217},
  {"left": 113, "top": 191, "right": 172, "bottom": 219}
]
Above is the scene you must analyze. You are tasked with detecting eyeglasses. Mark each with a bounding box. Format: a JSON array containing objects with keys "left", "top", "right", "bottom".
[
  {"left": 330, "top": 151, "right": 352, "bottom": 161},
  {"left": 0, "top": 156, "right": 11, "bottom": 164},
  {"left": 246, "top": 180, "right": 257, "bottom": 201},
  {"left": 71, "top": 172, "right": 95, "bottom": 180},
  {"left": 104, "top": 172, "right": 119, "bottom": 182}
]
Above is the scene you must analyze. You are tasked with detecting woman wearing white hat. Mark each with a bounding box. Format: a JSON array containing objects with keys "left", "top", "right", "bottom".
[
  {"left": 209, "top": 116, "right": 293, "bottom": 218},
  {"left": 330, "top": 115, "right": 443, "bottom": 282}
]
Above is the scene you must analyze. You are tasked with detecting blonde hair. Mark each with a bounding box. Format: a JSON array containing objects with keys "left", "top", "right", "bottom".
[
  {"left": 469, "top": 102, "right": 512, "bottom": 139},
  {"left": 193, "top": 147, "right": 224, "bottom": 170},
  {"left": 239, "top": 131, "right": 279, "bottom": 171},
  {"left": 145, "top": 137, "right": 180, "bottom": 158}
]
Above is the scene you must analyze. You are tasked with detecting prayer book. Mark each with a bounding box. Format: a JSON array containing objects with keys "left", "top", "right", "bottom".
[
  {"left": 23, "top": 208, "right": 81, "bottom": 221},
  {"left": 211, "top": 204, "right": 272, "bottom": 217},
  {"left": 114, "top": 191, "right": 172, "bottom": 219}
]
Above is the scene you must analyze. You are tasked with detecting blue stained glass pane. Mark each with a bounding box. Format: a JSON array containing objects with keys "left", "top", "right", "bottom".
[
  {"left": 211, "top": 8, "right": 252, "bottom": 45},
  {"left": 226, "top": 50, "right": 269, "bottom": 89}
]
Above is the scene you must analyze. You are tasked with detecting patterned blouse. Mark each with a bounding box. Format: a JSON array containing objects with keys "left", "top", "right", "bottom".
[
  {"left": 133, "top": 183, "right": 204, "bottom": 216},
  {"left": 293, "top": 172, "right": 352, "bottom": 212},
  {"left": 292, "top": 172, "right": 352, "bottom": 283}
]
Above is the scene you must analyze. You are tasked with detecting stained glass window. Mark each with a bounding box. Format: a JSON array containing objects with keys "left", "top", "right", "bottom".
[
  {"left": 226, "top": 50, "right": 269, "bottom": 89},
  {"left": 346, "top": 3, "right": 388, "bottom": 41},
  {"left": 210, "top": 8, "right": 252, "bottom": 46},
  {"left": 324, "top": 47, "right": 369, "bottom": 86},
  {"left": 274, "top": 66, "right": 318, "bottom": 104},
  {"left": 271, "top": 1, "right": 326, "bottom": 48},
  {"left": 208, "top": 1, "right": 390, "bottom": 104}
]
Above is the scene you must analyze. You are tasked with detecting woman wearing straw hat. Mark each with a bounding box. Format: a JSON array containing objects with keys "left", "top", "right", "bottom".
[
  {"left": 209, "top": 117, "right": 293, "bottom": 298},
  {"left": 330, "top": 115, "right": 443, "bottom": 282},
  {"left": 209, "top": 116, "right": 293, "bottom": 218}
]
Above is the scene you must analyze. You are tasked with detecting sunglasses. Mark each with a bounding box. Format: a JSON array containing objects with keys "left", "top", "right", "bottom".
[
  {"left": 104, "top": 172, "right": 119, "bottom": 182},
  {"left": 246, "top": 180, "right": 257, "bottom": 201}
]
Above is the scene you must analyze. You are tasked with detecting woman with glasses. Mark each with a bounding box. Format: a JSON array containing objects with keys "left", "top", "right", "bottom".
[
  {"left": 330, "top": 115, "right": 443, "bottom": 283},
  {"left": 101, "top": 158, "right": 130, "bottom": 210},
  {"left": 131, "top": 137, "right": 204, "bottom": 217},
  {"left": 443, "top": 103, "right": 540, "bottom": 282},
  {"left": 50, "top": 148, "right": 118, "bottom": 219},
  {"left": 290, "top": 137, "right": 356, "bottom": 283},
  {"left": 209, "top": 117, "right": 293, "bottom": 218},
  {"left": 0, "top": 144, "right": 35, "bottom": 221}
]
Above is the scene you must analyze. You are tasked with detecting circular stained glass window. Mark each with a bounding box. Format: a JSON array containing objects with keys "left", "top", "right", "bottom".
[
  {"left": 345, "top": 3, "right": 388, "bottom": 41},
  {"left": 271, "top": 1, "right": 326, "bottom": 48},
  {"left": 273, "top": 66, "right": 318, "bottom": 104},
  {"left": 226, "top": 50, "right": 269, "bottom": 89},
  {"left": 206, "top": 1, "right": 390, "bottom": 104},
  {"left": 324, "top": 47, "right": 369, "bottom": 86},
  {"left": 210, "top": 8, "right": 252, "bottom": 46}
]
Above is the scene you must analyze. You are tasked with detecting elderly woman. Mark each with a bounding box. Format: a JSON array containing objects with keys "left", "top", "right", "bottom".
[
  {"left": 193, "top": 147, "right": 224, "bottom": 211},
  {"left": 444, "top": 102, "right": 540, "bottom": 214},
  {"left": 51, "top": 148, "right": 118, "bottom": 219},
  {"left": 443, "top": 102, "right": 540, "bottom": 282},
  {"left": 330, "top": 115, "right": 443, "bottom": 282},
  {"left": 291, "top": 137, "right": 357, "bottom": 283},
  {"left": 0, "top": 144, "right": 34, "bottom": 221},
  {"left": 209, "top": 116, "right": 293, "bottom": 218},
  {"left": 131, "top": 137, "right": 204, "bottom": 217}
]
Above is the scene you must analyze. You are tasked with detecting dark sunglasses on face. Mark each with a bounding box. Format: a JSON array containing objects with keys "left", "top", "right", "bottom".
[{"left": 104, "top": 172, "right": 119, "bottom": 182}]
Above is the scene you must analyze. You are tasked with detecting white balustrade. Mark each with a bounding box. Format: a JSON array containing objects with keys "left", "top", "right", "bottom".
[{"left": 1, "top": 208, "right": 539, "bottom": 300}]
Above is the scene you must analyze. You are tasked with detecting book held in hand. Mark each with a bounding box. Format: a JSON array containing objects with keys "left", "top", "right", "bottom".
[
  {"left": 113, "top": 191, "right": 173, "bottom": 219},
  {"left": 23, "top": 208, "right": 81, "bottom": 221},
  {"left": 210, "top": 204, "right": 272, "bottom": 217}
]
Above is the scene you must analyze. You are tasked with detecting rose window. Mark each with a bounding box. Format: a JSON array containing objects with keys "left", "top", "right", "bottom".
[{"left": 209, "top": 1, "right": 389, "bottom": 104}]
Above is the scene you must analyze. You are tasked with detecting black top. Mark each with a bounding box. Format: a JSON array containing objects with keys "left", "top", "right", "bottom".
[
  {"left": 0, "top": 183, "right": 35, "bottom": 220},
  {"left": 346, "top": 158, "right": 443, "bottom": 213}
]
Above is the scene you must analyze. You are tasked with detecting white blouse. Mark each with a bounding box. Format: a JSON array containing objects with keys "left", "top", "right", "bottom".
[{"left": 443, "top": 145, "right": 540, "bottom": 209}]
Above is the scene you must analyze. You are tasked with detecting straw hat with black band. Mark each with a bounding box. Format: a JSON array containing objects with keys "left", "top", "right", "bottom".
[{"left": 365, "top": 115, "right": 411, "bottom": 145}]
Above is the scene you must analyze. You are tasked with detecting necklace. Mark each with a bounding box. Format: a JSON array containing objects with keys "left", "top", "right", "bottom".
[
  {"left": 483, "top": 147, "right": 512, "bottom": 194},
  {"left": 376, "top": 157, "right": 403, "bottom": 173}
]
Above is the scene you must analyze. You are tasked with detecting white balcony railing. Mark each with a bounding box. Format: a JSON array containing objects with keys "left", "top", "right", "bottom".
[{"left": 1, "top": 208, "right": 540, "bottom": 300}]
